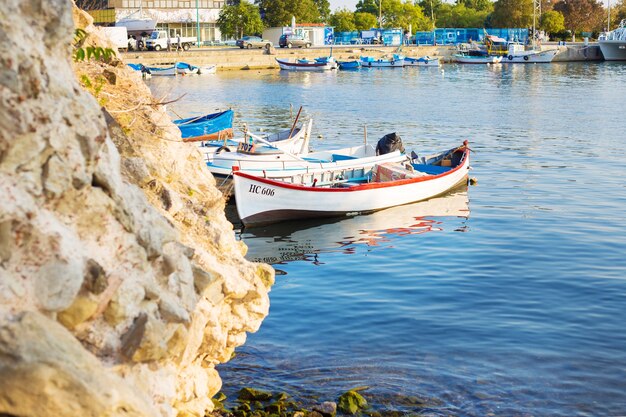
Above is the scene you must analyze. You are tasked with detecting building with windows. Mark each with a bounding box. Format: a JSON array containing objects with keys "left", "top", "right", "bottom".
[{"left": 77, "top": 0, "right": 224, "bottom": 43}]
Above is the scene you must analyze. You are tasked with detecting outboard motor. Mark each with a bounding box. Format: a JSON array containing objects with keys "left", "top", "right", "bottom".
[{"left": 376, "top": 132, "right": 405, "bottom": 155}]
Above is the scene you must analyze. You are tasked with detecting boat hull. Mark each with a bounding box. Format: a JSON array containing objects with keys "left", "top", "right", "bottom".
[
  {"left": 276, "top": 59, "right": 337, "bottom": 71},
  {"left": 175, "top": 110, "right": 234, "bottom": 141},
  {"left": 234, "top": 146, "right": 470, "bottom": 226},
  {"left": 147, "top": 66, "right": 177, "bottom": 76},
  {"left": 404, "top": 57, "right": 440, "bottom": 67},
  {"left": 455, "top": 54, "right": 502, "bottom": 64},
  {"left": 361, "top": 59, "right": 405, "bottom": 68},
  {"left": 599, "top": 40, "right": 626, "bottom": 61},
  {"left": 503, "top": 49, "right": 558, "bottom": 63}
]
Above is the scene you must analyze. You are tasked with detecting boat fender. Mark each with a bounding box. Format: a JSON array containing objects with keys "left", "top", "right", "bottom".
[
  {"left": 523, "top": 55, "right": 529, "bottom": 61},
  {"left": 312, "top": 178, "right": 318, "bottom": 187},
  {"left": 508, "top": 55, "right": 514, "bottom": 60},
  {"left": 391, "top": 58, "right": 395, "bottom": 65},
  {"left": 216, "top": 146, "right": 232, "bottom": 154}
]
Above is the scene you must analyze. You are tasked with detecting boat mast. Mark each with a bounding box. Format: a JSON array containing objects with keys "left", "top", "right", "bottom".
[
  {"left": 532, "top": 0, "right": 541, "bottom": 48},
  {"left": 608, "top": 0, "right": 611, "bottom": 32}
]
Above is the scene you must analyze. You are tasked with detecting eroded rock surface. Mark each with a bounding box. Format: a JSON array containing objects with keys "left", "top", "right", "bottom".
[{"left": 0, "top": 1, "right": 273, "bottom": 416}]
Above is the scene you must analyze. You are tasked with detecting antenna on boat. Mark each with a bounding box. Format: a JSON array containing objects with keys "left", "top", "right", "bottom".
[
  {"left": 364, "top": 125, "right": 367, "bottom": 146},
  {"left": 608, "top": 0, "right": 611, "bottom": 32},
  {"left": 532, "top": 0, "right": 541, "bottom": 48}
]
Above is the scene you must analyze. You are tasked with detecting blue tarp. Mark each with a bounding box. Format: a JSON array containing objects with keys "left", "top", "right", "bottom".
[{"left": 174, "top": 110, "right": 234, "bottom": 139}]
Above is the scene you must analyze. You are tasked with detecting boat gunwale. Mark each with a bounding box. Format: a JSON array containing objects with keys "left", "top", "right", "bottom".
[{"left": 233, "top": 146, "right": 470, "bottom": 193}]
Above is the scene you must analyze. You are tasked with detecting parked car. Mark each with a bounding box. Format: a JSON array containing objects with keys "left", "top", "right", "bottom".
[
  {"left": 236, "top": 36, "right": 273, "bottom": 49},
  {"left": 279, "top": 34, "right": 312, "bottom": 48}
]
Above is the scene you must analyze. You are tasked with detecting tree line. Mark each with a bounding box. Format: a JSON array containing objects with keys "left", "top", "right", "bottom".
[{"left": 218, "top": 0, "right": 626, "bottom": 40}]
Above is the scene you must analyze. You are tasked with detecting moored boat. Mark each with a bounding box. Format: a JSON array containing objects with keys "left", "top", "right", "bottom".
[
  {"left": 599, "top": 19, "right": 626, "bottom": 61},
  {"left": 502, "top": 44, "right": 558, "bottom": 63},
  {"left": 337, "top": 60, "right": 362, "bottom": 70},
  {"left": 360, "top": 54, "right": 405, "bottom": 68},
  {"left": 233, "top": 141, "right": 471, "bottom": 226},
  {"left": 146, "top": 65, "right": 177, "bottom": 76},
  {"left": 404, "top": 56, "right": 441, "bottom": 67},
  {"left": 175, "top": 62, "right": 199, "bottom": 75},
  {"left": 174, "top": 110, "right": 234, "bottom": 141},
  {"left": 454, "top": 53, "right": 502, "bottom": 64},
  {"left": 127, "top": 63, "right": 152, "bottom": 78},
  {"left": 276, "top": 57, "right": 338, "bottom": 71}
]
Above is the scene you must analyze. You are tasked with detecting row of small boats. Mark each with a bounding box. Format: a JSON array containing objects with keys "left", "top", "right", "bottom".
[
  {"left": 276, "top": 54, "right": 441, "bottom": 71},
  {"left": 127, "top": 62, "right": 217, "bottom": 78},
  {"left": 174, "top": 109, "right": 471, "bottom": 227}
]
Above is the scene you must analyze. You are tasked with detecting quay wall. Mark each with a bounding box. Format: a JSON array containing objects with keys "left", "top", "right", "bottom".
[{"left": 122, "top": 44, "right": 603, "bottom": 70}]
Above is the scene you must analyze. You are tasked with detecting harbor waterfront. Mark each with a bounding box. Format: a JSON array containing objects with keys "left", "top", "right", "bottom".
[
  {"left": 149, "top": 62, "right": 626, "bottom": 416},
  {"left": 125, "top": 43, "right": 603, "bottom": 70}
]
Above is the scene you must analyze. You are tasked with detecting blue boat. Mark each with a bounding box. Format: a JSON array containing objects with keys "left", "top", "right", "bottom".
[
  {"left": 174, "top": 110, "right": 234, "bottom": 141},
  {"left": 337, "top": 60, "right": 362, "bottom": 70}
]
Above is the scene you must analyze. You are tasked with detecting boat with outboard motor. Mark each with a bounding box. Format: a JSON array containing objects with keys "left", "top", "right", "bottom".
[{"left": 233, "top": 141, "right": 471, "bottom": 226}]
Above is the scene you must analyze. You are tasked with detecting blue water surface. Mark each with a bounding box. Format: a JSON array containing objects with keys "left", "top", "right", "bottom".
[{"left": 149, "top": 62, "right": 626, "bottom": 416}]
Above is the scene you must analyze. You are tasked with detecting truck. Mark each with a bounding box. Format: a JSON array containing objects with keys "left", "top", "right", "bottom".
[
  {"left": 101, "top": 26, "right": 129, "bottom": 51},
  {"left": 145, "top": 30, "right": 196, "bottom": 51}
]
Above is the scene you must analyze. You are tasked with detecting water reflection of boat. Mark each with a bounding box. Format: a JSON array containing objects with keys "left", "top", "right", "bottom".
[{"left": 239, "top": 187, "right": 470, "bottom": 264}]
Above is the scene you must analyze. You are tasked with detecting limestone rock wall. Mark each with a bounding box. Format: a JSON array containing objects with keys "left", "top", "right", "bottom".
[{"left": 0, "top": 1, "right": 273, "bottom": 416}]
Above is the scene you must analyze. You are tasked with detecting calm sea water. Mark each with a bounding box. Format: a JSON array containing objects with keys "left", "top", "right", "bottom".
[{"left": 148, "top": 62, "right": 626, "bottom": 416}]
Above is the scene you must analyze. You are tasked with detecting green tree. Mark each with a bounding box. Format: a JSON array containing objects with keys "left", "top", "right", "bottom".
[
  {"left": 356, "top": 0, "right": 379, "bottom": 16},
  {"left": 314, "top": 0, "right": 331, "bottom": 22},
  {"left": 354, "top": 12, "right": 379, "bottom": 29},
  {"left": 437, "top": 3, "right": 491, "bottom": 27},
  {"left": 457, "top": 0, "right": 493, "bottom": 12},
  {"left": 553, "top": 0, "right": 605, "bottom": 33},
  {"left": 491, "top": 0, "right": 533, "bottom": 27},
  {"left": 382, "top": 0, "right": 430, "bottom": 30},
  {"left": 217, "top": 0, "right": 264, "bottom": 38},
  {"left": 540, "top": 10, "right": 565, "bottom": 35},
  {"left": 330, "top": 8, "right": 357, "bottom": 32},
  {"left": 257, "top": 0, "right": 321, "bottom": 27}
]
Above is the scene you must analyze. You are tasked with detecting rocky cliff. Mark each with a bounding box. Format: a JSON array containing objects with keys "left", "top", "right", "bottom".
[{"left": 0, "top": 1, "right": 273, "bottom": 416}]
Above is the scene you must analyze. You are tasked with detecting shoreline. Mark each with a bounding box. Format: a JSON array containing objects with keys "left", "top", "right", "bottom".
[{"left": 122, "top": 43, "right": 604, "bottom": 71}]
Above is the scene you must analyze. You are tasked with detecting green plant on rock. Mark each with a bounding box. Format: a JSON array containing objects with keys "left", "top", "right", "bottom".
[
  {"left": 73, "top": 28, "right": 116, "bottom": 64},
  {"left": 338, "top": 390, "right": 368, "bottom": 415}
]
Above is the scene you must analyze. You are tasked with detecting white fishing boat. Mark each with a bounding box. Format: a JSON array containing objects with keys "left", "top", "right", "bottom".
[
  {"left": 599, "top": 19, "right": 626, "bottom": 61},
  {"left": 115, "top": 1, "right": 156, "bottom": 36},
  {"left": 198, "top": 119, "right": 312, "bottom": 158},
  {"left": 404, "top": 56, "right": 441, "bottom": 67},
  {"left": 276, "top": 57, "right": 338, "bottom": 71},
  {"left": 233, "top": 141, "right": 471, "bottom": 226},
  {"left": 147, "top": 65, "right": 177, "bottom": 76},
  {"left": 360, "top": 54, "right": 405, "bottom": 68},
  {"left": 198, "top": 65, "right": 217, "bottom": 74},
  {"left": 454, "top": 52, "right": 502, "bottom": 64},
  {"left": 503, "top": 43, "right": 558, "bottom": 63}
]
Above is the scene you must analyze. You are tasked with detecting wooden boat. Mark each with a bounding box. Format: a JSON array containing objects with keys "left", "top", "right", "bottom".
[
  {"left": 174, "top": 110, "right": 234, "bottom": 141},
  {"left": 233, "top": 141, "right": 471, "bottom": 226},
  {"left": 454, "top": 53, "right": 502, "bottom": 64},
  {"left": 276, "top": 57, "right": 338, "bottom": 71},
  {"left": 175, "top": 62, "right": 199, "bottom": 75},
  {"left": 404, "top": 56, "right": 441, "bottom": 67},
  {"left": 198, "top": 65, "right": 217, "bottom": 74},
  {"left": 337, "top": 60, "right": 361, "bottom": 70},
  {"left": 360, "top": 54, "right": 405, "bottom": 68},
  {"left": 127, "top": 63, "right": 152, "bottom": 78},
  {"left": 146, "top": 65, "right": 177, "bottom": 76},
  {"left": 199, "top": 119, "right": 313, "bottom": 162}
]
